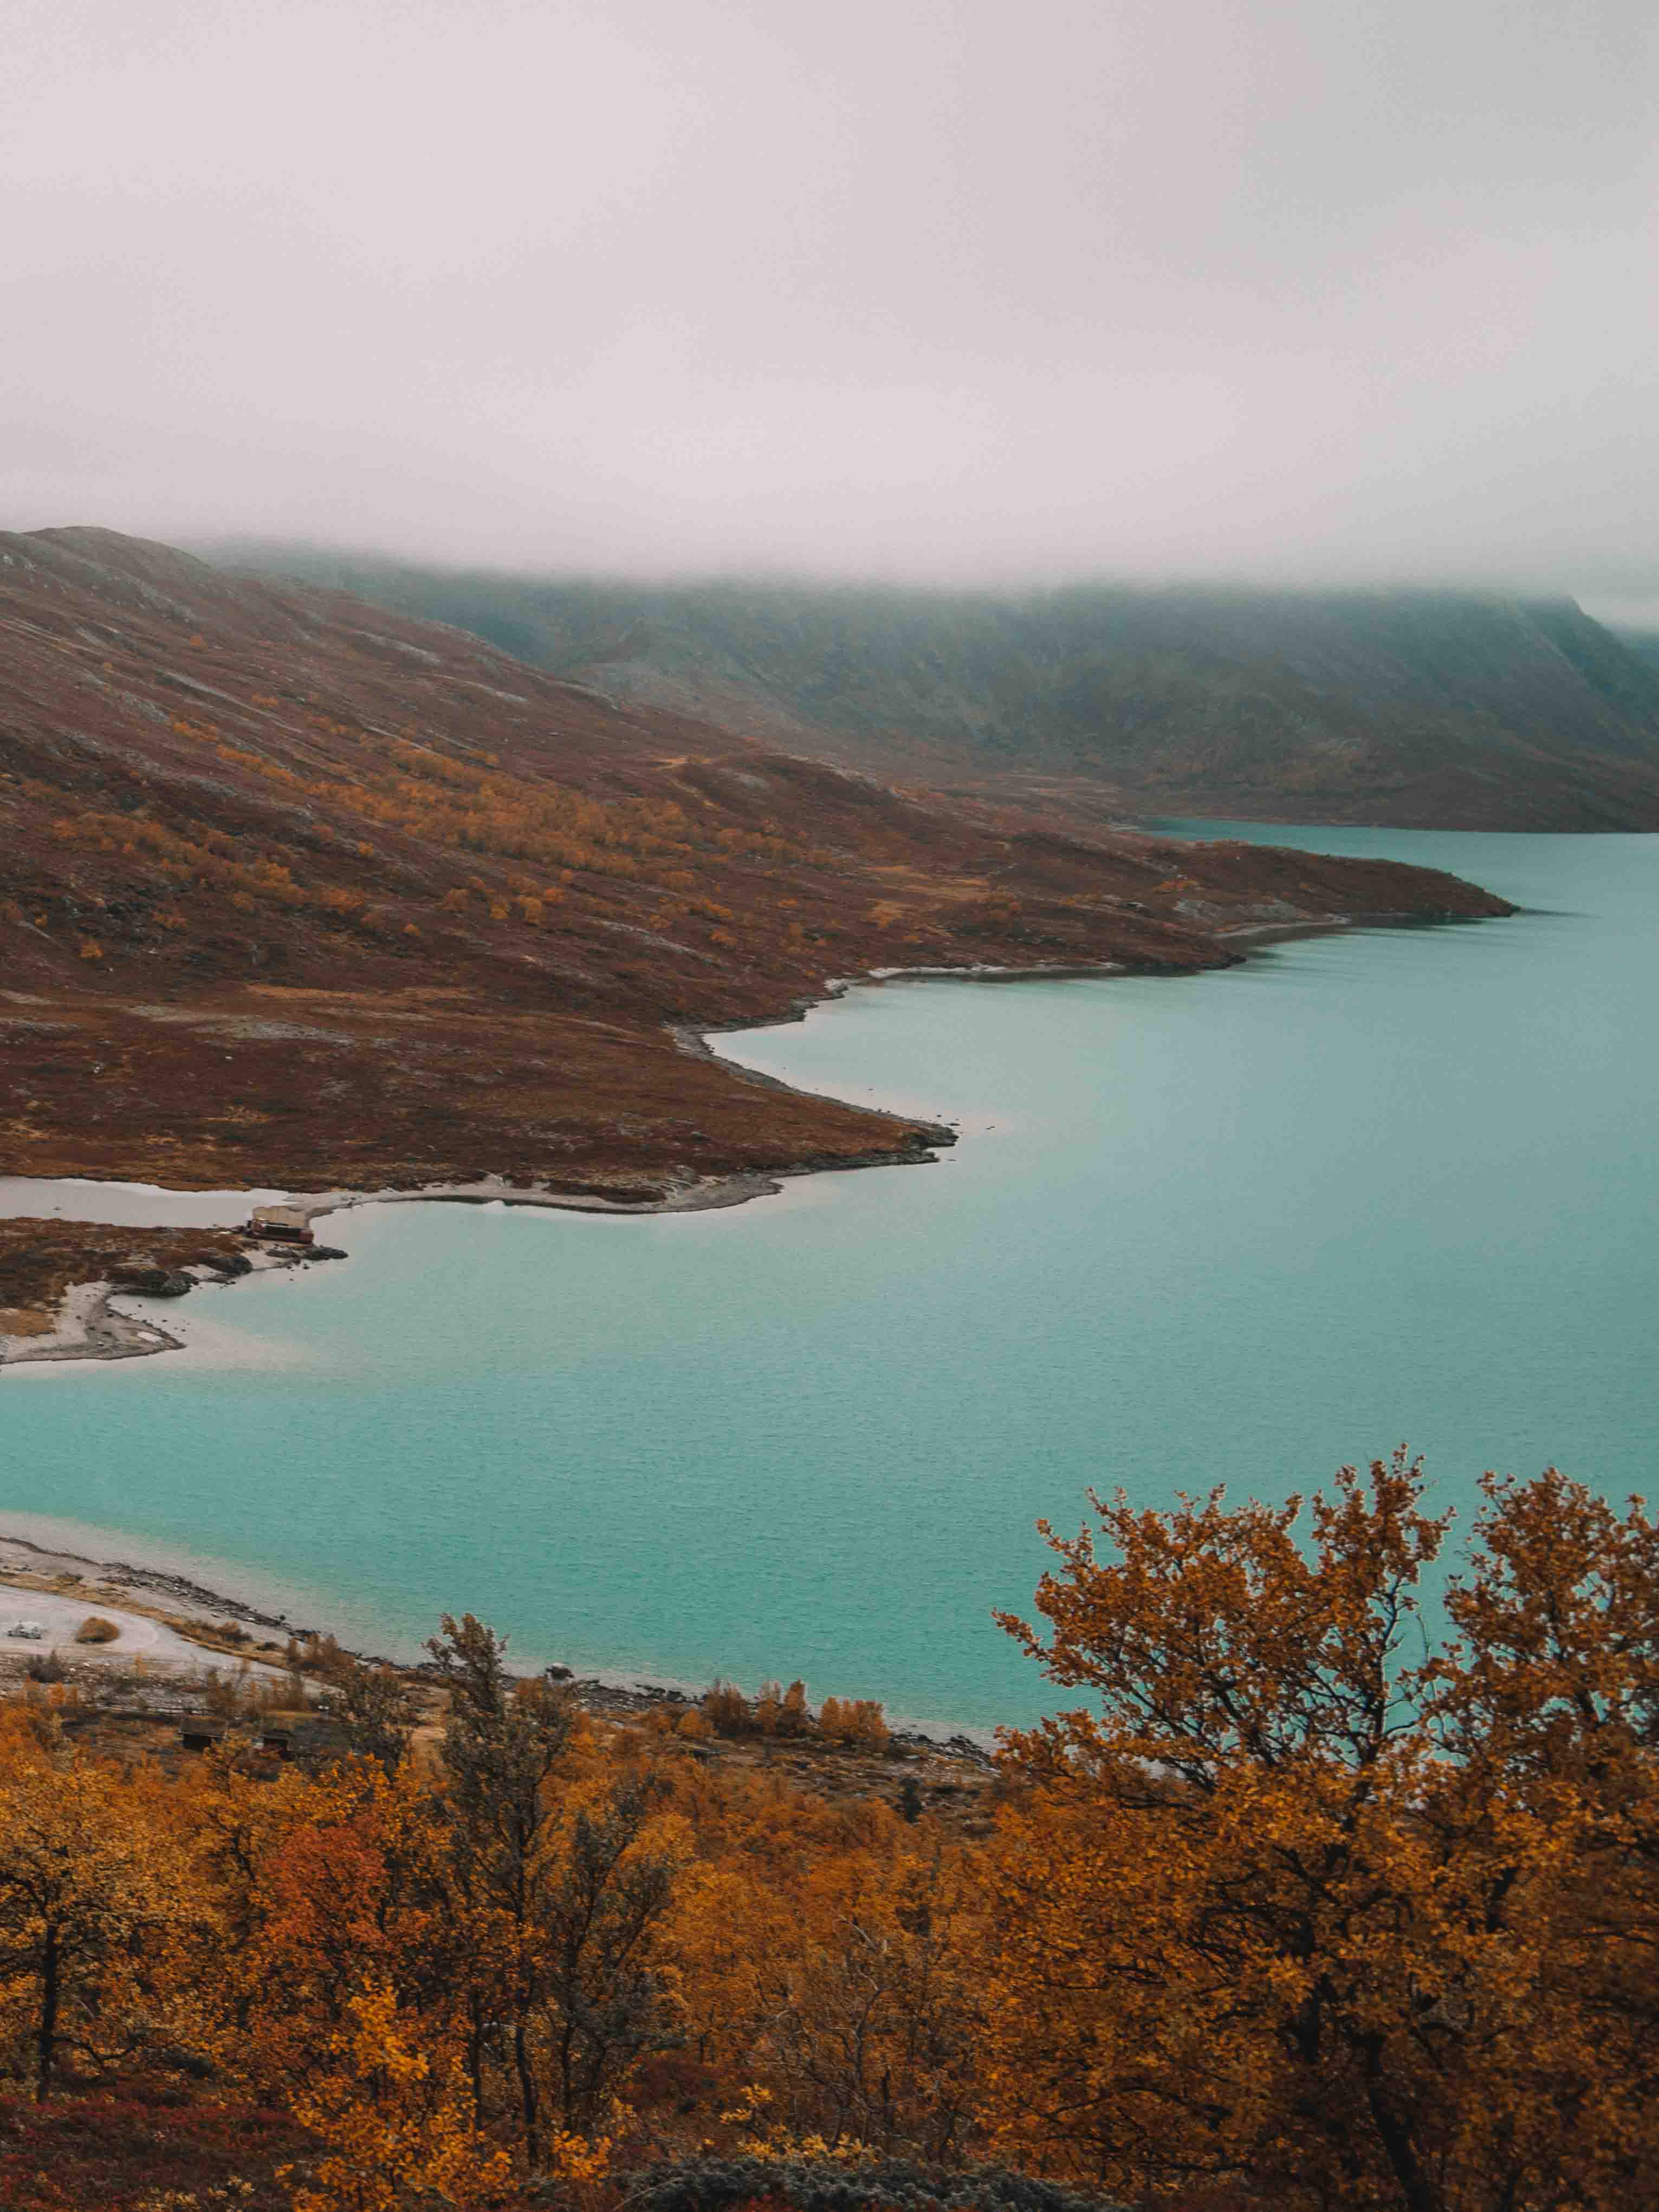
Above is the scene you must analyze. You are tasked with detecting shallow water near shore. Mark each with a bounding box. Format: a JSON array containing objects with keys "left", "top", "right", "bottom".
[{"left": 3, "top": 824, "right": 1656, "bottom": 1729}]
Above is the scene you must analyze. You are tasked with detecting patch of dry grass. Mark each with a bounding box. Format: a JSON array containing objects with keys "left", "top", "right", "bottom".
[{"left": 0, "top": 1306, "right": 53, "bottom": 1337}]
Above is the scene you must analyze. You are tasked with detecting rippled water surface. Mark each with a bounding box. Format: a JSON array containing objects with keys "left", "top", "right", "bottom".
[{"left": 3, "top": 825, "right": 1655, "bottom": 1727}]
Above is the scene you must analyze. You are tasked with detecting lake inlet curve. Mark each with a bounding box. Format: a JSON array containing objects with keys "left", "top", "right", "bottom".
[{"left": 4, "top": 824, "right": 1655, "bottom": 1730}]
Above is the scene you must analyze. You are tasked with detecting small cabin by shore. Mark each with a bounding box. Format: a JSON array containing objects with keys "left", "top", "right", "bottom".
[
  {"left": 247, "top": 1203, "right": 314, "bottom": 1246},
  {"left": 258, "top": 1713, "right": 356, "bottom": 1763}
]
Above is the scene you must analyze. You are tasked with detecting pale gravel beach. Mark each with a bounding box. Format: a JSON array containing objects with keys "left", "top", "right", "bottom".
[
  {"left": 0, "top": 1178, "right": 295, "bottom": 1228},
  {"left": 0, "top": 1234, "right": 328, "bottom": 1368},
  {"left": 0, "top": 1586, "right": 267, "bottom": 1677},
  {"left": 0, "top": 1529, "right": 295, "bottom": 1682},
  {"left": 0, "top": 1527, "right": 996, "bottom": 1747}
]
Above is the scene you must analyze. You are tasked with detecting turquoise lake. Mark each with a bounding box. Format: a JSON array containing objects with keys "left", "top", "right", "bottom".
[{"left": 3, "top": 823, "right": 1656, "bottom": 1729}]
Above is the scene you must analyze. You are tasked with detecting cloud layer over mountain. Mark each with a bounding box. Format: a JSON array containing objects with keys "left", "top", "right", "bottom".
[{"left": 5, "top": 1, "right": 1654, "bottom": 604}]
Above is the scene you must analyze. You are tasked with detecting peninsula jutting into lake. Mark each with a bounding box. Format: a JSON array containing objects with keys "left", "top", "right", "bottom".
[{"left": 0, "top": 527, "right": 1518, "bottom": 1350}]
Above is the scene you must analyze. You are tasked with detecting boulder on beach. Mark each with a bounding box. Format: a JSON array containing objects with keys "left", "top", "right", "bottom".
[{"left": 109, "top": 1266, "right": 195, "bottom": 1297}]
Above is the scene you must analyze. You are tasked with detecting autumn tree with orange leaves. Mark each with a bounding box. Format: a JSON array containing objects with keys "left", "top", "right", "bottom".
[
  {"left": 3, "top": 1458, "right": 1658, "bottom": 2212},
  {"left": 980, "top": 1452, "right": 1659, "bottom": 2212},
  {"left": 0, "top": 1744, "right": 202, "bottom": 2103}
]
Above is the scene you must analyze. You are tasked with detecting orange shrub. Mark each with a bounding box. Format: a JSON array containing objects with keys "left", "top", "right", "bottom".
[
  {"left": 702, "top": 1679, "right": 751, "bottom": 1736},
  {"left": 818, "top": 1696, "right": 889, "bottom": 1752}
]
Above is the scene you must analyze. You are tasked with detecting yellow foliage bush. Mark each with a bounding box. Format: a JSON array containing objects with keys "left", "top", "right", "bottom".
[
  {"left": 817, "top": 1696, "right": 890, "bottom": 1752},
  {"left": 702, "top": 1679, "right": 750, "bottom": 1735}
]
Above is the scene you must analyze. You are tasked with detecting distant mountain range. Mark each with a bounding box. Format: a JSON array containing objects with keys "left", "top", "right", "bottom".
[
  {"left": 212, "top": 547, "right": 1659, "bottom": 831},
  {"left": 1610, "top": 627, "right": 1659, "bottom": 674}
]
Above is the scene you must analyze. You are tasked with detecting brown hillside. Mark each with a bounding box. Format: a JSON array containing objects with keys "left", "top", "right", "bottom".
[{"left": 1, "top": 528, "right": 1508, "bottom": 1262}]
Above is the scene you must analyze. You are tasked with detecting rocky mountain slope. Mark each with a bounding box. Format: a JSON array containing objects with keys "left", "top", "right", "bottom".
[
  {"left": 1610, "top": 627, "right": 1659, "bottom": 675},
  {"left": 0, "top": 527, "right": 1509, "bottom": 1320},
  {"left": 212, "top": 552, "right": 1659, "bottom": 831}
]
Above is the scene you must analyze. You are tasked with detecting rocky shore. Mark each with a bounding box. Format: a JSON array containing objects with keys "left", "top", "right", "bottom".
[
  {"left": 2, "top": 901, "right": 1500, "bottom": 1372},
  {"left": 0, "top": 1222, "right": 349, "bottom": 1368},
  {"left": 0, "top": 1527, "right": 996, "bottom": 1759}
]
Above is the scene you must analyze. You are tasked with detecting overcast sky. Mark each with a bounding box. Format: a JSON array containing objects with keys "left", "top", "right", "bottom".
[{"left": 4, "top": 0, "right": 1655, "bottom": 606}]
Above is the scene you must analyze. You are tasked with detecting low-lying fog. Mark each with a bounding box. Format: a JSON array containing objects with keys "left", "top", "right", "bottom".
[{"left": 3, "top": 2, "right": 1655, "bottom": 617}]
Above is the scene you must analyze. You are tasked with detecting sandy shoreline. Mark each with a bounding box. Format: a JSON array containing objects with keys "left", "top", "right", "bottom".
[
  {"left": 1, "top": 962, "right": 969, "bottom": 1371},
  {"left": 0, "top": 1527, "right": 300, "bottom": 1691},
  {"left": 0, "top": 1235, "right": 344, "bottom": 1368},
  {"left": 0, "top": 1526, "right": 997, "bottom": 1752},
  {"left": 0, "top": 911, "right": 1496, "bottom": 1374},
  {"left": 0, "top": 1159, "right": 874, "bottom": 1371}
]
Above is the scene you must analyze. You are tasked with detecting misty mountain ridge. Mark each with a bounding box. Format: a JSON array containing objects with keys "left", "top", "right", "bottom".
[
  {"left": 210, "top": 547, "right": 1659, "bottom": 832},
  {"left": 1610, "top": 627, "right": 1659, "bottom": 674}
]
